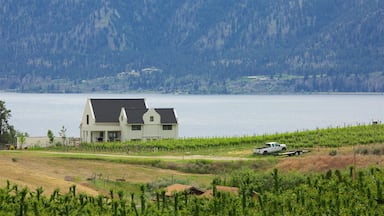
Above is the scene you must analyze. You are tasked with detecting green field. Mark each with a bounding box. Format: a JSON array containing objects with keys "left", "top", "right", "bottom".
[
  {"left": 1, "top": 167, "right": 384, "bottom": 215},
  {"left": 1, "top": 123, "right": 384, "bottom": 215}
]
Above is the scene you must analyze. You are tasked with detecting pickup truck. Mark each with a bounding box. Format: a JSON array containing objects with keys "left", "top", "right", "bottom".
[{"left": 253, "top": 142, "right": 287, "bottom": 155}]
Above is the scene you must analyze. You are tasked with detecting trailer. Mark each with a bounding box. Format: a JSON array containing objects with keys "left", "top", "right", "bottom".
[
  {"left": 279, "top": 149, "right": 310, "bottom": 157},
  {"left": 253, "top": 142, "right": 310, "bottom": 156}
]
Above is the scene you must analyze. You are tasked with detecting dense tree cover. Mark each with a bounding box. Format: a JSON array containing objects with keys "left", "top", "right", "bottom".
[
  {"left": 4, "top": 72, "right": 384, "bottom": 94},
  {"left": 0, "top": 100, "right": 15, "bottom": 145},
  {"left": 1, "top": 0, "right": 384, "bottom": 93}
]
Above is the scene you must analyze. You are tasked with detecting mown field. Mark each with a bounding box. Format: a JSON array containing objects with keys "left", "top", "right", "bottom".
[{"left": 1, "top": 123, "right": 384, "bottom": 215}]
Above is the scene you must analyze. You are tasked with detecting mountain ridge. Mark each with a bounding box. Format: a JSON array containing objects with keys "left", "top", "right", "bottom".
[{"left": 1, "top": 0, "right": 383, "bottom": 93}]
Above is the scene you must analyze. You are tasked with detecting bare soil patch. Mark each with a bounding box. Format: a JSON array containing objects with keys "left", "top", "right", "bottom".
[
  {"left": 0, "top": 152, "right": 210, "bottom": 195},
  {"left": 276, "top": 147, "right": 384, "bottom": 172},
  {"left": 0, "top": 153, "right": 99, "bottom": 195}
]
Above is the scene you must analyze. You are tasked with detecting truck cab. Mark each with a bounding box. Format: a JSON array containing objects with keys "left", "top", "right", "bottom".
[{"left": 253, "top": 142, "right": 287, "bottom": 155}]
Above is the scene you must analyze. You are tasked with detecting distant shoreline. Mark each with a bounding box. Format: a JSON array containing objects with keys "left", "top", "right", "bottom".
[{"left": 1, "top": 90, "right": 384, "bottom": 96}]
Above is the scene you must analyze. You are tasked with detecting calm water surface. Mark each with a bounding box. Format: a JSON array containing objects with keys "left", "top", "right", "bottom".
[{"left": 1, "top": 93, "right": 384, "bottom": 138}]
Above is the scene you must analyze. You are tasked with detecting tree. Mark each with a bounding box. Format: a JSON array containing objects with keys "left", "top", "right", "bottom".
[
  {"left": 17, "top": 131, "right": 28, "bottom": 149},
  {"left": 0, "top": 100, "right": 15, "bottom": 144},
  {"left": 47, "top": 130, "right": 55, "bottom": 145},
  {"left": 59, "top": 126, "right": 67, "bottom": 146}
]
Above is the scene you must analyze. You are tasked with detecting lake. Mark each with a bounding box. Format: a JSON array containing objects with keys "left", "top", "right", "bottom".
[{"left": 1, "top": 93, "right": 384, "bottom": 138}]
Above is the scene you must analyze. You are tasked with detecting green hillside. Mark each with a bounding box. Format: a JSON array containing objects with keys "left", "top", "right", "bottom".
[{"left": 1, "top": 0, "right": 384, "bottom": 93}]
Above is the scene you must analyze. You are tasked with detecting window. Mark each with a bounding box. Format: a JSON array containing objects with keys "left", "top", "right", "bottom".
[
  {"left": 132, "top": 125, "right": 142, "bottom": 131},
  {"left": 108, "top": 131, "right": 120, "bottom": 142},
  {"left": 97, "top": 131, "right": 104, "bottom": 142},
  {"left": 86, "top": 115, "right": 89, "bottom": 125},
  {"left": 150, "top": 116, "right": 154, "bottom": 122},
  {"left": 163, "top": 125, "right": 172, "bottom": 130}
]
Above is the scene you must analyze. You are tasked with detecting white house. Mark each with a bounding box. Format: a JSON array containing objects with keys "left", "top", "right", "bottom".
[{"left": 80, "top": 98, "right": 178, "bottom": 143}]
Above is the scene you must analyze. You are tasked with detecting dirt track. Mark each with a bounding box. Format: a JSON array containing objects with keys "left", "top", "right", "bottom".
[
  {"left": 40, "top": 151, "right": 252, "bottom": 161},
  {"left": 41, "top": 149, "right": 384, "bottom": 173}
]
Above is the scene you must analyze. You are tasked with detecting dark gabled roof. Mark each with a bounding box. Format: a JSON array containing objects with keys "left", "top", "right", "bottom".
[
  {"left": 155, "top": 108, "right": 178, "bottom": 124},
  {"left": 126, "top": 109, "right": 148, "bottom": 124},
  {"left": 90, "top": 99, "right": 146, "bottom": 123}
]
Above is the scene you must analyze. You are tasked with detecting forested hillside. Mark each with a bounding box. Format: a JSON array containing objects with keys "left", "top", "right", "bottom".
[{"left": 1, "top": 0, "right": 383, "bottom": 93}]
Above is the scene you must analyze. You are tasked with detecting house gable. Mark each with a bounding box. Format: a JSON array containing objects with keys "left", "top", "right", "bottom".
[
  {"left": 119, "top": 108, "right": 127, "bottom": 125},
  {"left": 143, "top": 108, "right": 161, "bottom": 125}
]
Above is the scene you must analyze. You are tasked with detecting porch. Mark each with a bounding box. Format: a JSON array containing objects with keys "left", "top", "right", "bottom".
[{"left": 90, "top": 131, "right": 121, "bottom": 142}]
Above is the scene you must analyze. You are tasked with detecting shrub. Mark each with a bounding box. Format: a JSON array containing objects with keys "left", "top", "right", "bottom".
[
  {"left": 372, "top": 148, "right": 382, "bottom": 155},
  {"left": 329, "top": 150, "right": 337, "bottom": 156},
  {"left": 361, "top": 148, "right": 369, "bottom": 155}
]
